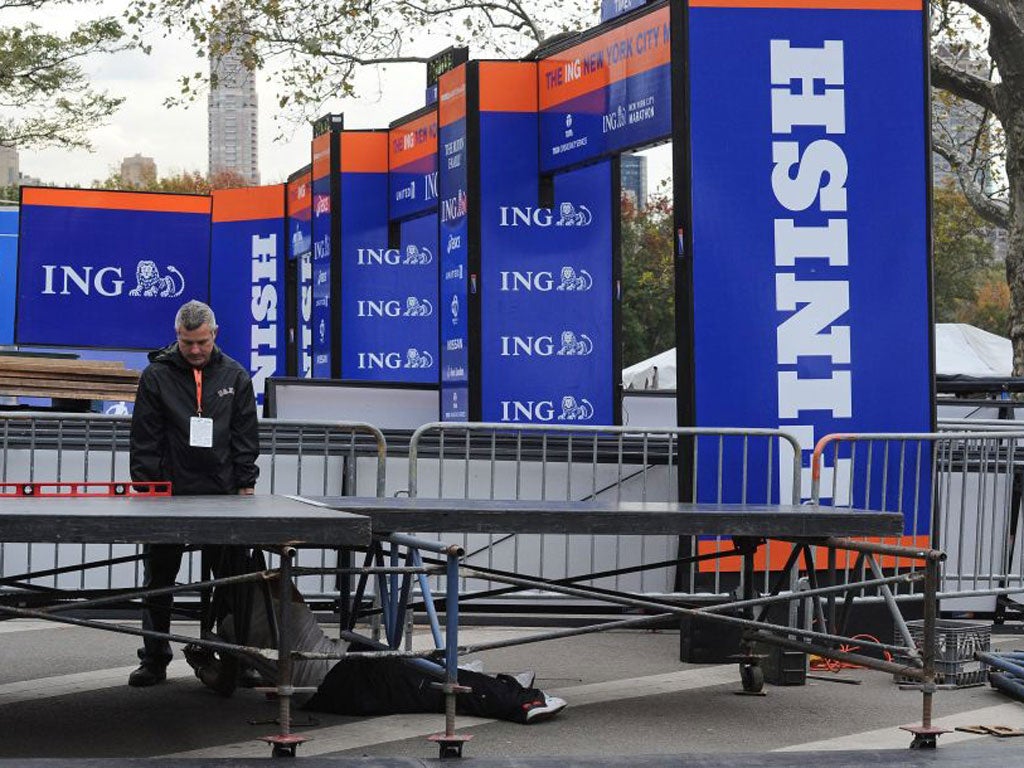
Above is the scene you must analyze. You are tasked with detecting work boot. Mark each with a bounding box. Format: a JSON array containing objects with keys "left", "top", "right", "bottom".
[{"left": 128, "top": 662, "right": 167, "bottom": 687}]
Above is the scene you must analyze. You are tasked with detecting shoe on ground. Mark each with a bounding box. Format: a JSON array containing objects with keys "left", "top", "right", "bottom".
[
  {"left": 523, "top": 694, "right": 567, "bottom": 723},
  {"left": 512, "top": 670, "right": 536, "bottom": 689},
  {"left": 128, "top": 663, "right": 167, "bottom": 687}
]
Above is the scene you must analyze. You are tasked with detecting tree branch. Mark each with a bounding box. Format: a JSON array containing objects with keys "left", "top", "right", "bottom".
[
  {"left": 934, "top": 137, "right": 1010, "bottom": 229},
  {"left": 954, "top": 0, "right": 1016, "bottom": 30},
  {"left": 932, "top": 56, "right": 999, "bottom": 113}
]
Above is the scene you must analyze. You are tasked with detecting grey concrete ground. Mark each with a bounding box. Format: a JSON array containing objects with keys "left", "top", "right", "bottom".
[{"left": 1, "top": 618, "right": 1023, "bottom": 761}]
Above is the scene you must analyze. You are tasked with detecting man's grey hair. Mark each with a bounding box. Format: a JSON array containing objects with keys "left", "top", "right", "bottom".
[{"left": 175, "top": 300, "right": 218, "bottom": 332}]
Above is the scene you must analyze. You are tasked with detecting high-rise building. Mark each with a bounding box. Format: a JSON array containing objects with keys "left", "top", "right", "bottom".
[
  {"left": 621, "top": 154, "right": 648, "bottom": 210},
  {"left": 120, "top": 153, "right": 157, "bottom": 187},
  {"left": 0, "top": 147, "right": 19, "bottom": 187},
  {"left": 208, "top": 24, "right": 259, "bottom": 185}
]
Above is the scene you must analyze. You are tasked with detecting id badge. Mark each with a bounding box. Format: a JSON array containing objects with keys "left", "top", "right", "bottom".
[{"left": 189, "top": 416, "right": 214, "bottom": 448}]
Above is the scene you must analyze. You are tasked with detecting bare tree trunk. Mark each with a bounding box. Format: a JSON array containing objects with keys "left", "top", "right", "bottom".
[{"left": 1004, "top": 112, "right": 1024, "bottom": 374}]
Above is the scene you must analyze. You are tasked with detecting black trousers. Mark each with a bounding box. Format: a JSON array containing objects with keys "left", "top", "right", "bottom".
[
  {"left": 139, "top": 544, "right": 245, "bottom": 666},
  {"left": 303, "top": 657, "right": 543, "bottom": 724}
]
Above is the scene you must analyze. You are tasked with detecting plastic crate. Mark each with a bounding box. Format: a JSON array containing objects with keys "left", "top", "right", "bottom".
[{"left": 893, "top": 619, "right": 991, "bottom": 689}]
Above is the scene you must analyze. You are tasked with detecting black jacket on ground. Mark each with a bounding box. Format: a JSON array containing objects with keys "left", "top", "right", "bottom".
[{"left": 130, "top": 343, "right": 260, "bottom": 495}]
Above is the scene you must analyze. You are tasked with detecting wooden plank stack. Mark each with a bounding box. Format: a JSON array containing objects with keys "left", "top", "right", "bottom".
[{"left": 0, "top": 356, "right": 140, "bottom": 403}]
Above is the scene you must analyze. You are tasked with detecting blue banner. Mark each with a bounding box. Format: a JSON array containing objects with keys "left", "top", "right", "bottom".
[
  {"left": 439, "top": 66, "right": 470, "bottom": 420},
  {"left": 480, "top": 155, "right": 615, "bottom": 423},
  {"left": 295, "top": 252, "right": 313, "bottom": 378},
  {"left": 16, "top": 189, "right": 210, "bottom": 349},
  {"left": 210, "top": 186, "right": 287, "bottom": 407},
  {"left": 477, "top": 62, "right": 616, "bottom": 425},
  {"left": 538, "top": 5, "right": 671, "bottom": 174},
  {"left": 389, "top": 111, "right": 439, "bottom": 222},
  {"left": 687, "top": 3, "right": 931, "bottom": 525},
  {"left": 340, "top": 149, "right": 431, "bottom": 382},
  {"left": 287, "top": 172, "right": 313, "bottom": 377},
  {"left": 0, "top": 208, "right": 17, "bottom": 345},
  {"left": 310, "top": 133, "right": 333, "bottom": 378}
]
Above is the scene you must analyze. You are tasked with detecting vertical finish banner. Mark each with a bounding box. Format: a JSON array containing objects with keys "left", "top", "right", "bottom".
[
  {"left": 210, "top": 185, "right": 286, "bottom": 407},
  {"left": 439, "top": 65, "right": 470, "bottom": 420},
  {"left": 16, "top": 188, "right": 211, "bottom": 349},
  {"left": 337, "top": 131, "right": 421, "bottom": 382},
  {"left": 310, "top": 131, "right": 335, "bottom": 378},
  {"left": 539, "top": 4, "right": 671, "bottom": 174},
  {"left": 287, "top": 169, "right": 313, "bottom": 378},
  {"left": 685, "top": 0, "right": 931, "bottom": 530},
  {"left": 477, "top": 62, "right": 616, "bottom": 425}
]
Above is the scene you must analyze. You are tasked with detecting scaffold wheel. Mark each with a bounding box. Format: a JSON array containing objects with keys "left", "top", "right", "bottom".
[{"left": 740, "top": 661, "right": 764, "bottom": 693}]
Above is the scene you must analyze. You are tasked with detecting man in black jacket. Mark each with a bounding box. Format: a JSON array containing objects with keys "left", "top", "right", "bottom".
[{"left": 128, "top": 299, "right": 260, "bottom": 687}]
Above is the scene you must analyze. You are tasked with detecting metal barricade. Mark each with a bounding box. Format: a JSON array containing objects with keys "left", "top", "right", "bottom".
[
  {"left": 0, "top": 412, "right": 387, "bottom": 599},
  {"left": 407, "top": 422, "right": 802, "bottom": 600},
  {"left": 811, "top": 430, "right": 1024, "bottom": 610}
]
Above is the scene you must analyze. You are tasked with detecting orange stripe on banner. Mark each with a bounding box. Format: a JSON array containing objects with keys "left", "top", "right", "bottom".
[
  {"left": 312, "top": 133, "right": 332, "bottom": 180},
  {"left": 539, "top": 6, "right": 671, "bottom": 111},
  {"left": 698, "top": 534, "right": 932, "bottom": 572},
  {"left": 21, "top": 187, "right": 210, "bottom": 215},
  {"left": 211, "top": 185, "right": 285, "bottom": 222},
  {"left": 389, "top": 113, "right": 438, "bottom": 169},
  {"left": 688, "top": 0, "right": 921, "bottom": 9},
  {"left": 287, "top": 173, "right": 311, "bottom": 215},
  {"left": 340, "top": 132, "right": 389, "bottom": 173},
  {"left": 479, "top": 62, "right": 538, "bottom": 113},
  {"left": 439, "top": 66, "right": 468, "bottom": 127}
]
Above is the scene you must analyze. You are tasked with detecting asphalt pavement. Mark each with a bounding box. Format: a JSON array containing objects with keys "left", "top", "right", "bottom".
[{"left": 1, "top": 617, "right": 1023, "bottom": 762}]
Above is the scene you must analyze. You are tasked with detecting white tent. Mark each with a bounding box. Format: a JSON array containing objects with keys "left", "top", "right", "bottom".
[
  {"left": 621, "top": 324, "right": 1012, "bottom": 390},
  {"left": 622, "top": 348, "right": 676, "bottom": 390},
  {"left": 934, "top": 323, "right": 1012, "bottom": 378}
]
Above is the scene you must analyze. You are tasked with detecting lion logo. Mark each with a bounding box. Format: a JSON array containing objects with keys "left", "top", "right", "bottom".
[
  {"left": 128, "top": 261, "right": 185, "bottom": 298},
  {"left": 556, "top": 266, "right": 594, "bottom": 291},
  {"left": 555, "top": 202, "right": 592, "bottom": 227},
  {"left": 557, "top": 330, "right": 594, "bottom": 356}
]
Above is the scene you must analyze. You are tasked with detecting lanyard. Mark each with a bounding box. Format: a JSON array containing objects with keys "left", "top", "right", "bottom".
[{"left": 193, "top": 368, "right": 203, "bottom": 416}]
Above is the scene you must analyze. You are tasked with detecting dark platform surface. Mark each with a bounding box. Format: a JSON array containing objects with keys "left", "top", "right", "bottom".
[
  {"left": 0, "top": 494, "right": 371, "bottom": 546},
  {"left": 0, "top": 749, "right": 1012, "bottom": 767},
  {"left": 304, "top": 496, "right": 903, "bottom": 538}
]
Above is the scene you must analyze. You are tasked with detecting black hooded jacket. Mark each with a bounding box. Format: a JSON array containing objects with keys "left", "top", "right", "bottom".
[{"left": 130, "top": 343, "right": 260, "bottom": 495}]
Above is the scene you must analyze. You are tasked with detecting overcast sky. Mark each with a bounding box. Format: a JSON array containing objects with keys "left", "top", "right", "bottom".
[
  {"left": 17, "top": 2, "right": 436, "bottom": 187},
  {"left": 19, "top": 4, "right": 672, "bottom": 191}
]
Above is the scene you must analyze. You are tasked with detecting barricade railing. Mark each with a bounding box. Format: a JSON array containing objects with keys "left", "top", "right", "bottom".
[
  {"left": 0, "top": 412, "right": 388, "bottom": 599},
  {"left": 810, "top": 430, "right": 1024, "bottom": 607},
  {"left": 407, "top": 422, "right": 802, "bottom": 599}
]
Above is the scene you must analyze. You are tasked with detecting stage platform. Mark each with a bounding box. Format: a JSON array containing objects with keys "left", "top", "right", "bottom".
[
  {"left": 299, "top": 495, "right": 904, "bottom": 538},
  {"left": 0, "top": 494, "right": 371, "bottom": 546}
]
